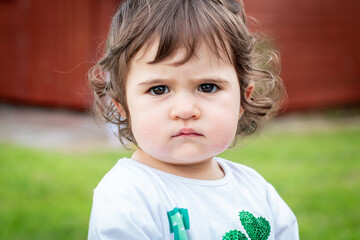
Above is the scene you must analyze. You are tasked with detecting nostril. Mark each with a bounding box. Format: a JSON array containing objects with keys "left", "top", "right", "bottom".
[{"left": 170, "top": 106, "right": 201, "bottom": 120}]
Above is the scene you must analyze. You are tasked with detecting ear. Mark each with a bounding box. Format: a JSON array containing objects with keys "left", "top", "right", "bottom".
[
  {"left": 239, "top": 81, "right": 255, "bottom": 119},
  {"left": 112, "top": 99, "right": 127, "bottom": 120},
  {"left": 245, "top": 81, "right": 254, "bottom": 101}
]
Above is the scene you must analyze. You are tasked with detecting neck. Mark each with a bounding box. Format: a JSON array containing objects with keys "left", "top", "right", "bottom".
[{"left": 131, "top": 149, "right": 224, "bottom": 180}]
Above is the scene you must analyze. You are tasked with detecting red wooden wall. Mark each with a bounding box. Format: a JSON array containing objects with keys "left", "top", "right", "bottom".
[
  {"left": 0, "top": 0, "right": 118, "bottom": 109},
  {"left": 245, "top": 0, "right": 360, "bottom": 110},
  {"left": 0, "top": 0, "right": 359, "bottom": 111}
]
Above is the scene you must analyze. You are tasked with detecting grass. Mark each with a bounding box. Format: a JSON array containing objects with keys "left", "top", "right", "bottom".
[{"left": 0, "top": 126, "right": 359, "bottom": 239}]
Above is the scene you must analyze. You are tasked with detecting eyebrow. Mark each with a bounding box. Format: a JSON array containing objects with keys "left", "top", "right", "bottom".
[
  {"left": 137, "top": 77, "right": 230, "bottom": 86},
  {"left": 197, "top": 78, "right": 230, "bottom": 84},
  {"left": 137, "top": 78, "right": 175, "bottom": 86}
]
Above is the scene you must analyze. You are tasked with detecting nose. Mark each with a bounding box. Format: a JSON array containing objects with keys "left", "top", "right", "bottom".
[{"left": 169, "top": 93, "right": 201, "bottom": 120}]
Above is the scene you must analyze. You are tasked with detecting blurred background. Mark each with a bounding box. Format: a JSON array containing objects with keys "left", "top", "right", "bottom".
[
  {"left": 0, "top": 0, "right": 359, "bottom": 239},
  {"left": 1, "top": 0, "right": 359, "bottom": 110}
]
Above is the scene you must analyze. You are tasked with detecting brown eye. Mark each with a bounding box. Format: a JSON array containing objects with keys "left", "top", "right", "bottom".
[
  {"left": 149, "top": 85, "right": 169, "bottom": 95},
  {"left": 198, "top": 84, "right": 218, "bottom": 93}
]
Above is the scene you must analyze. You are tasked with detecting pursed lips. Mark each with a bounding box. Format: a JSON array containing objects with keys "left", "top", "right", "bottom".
[{"left": 172, "top": 128, "right": 203, "bottom": 137}]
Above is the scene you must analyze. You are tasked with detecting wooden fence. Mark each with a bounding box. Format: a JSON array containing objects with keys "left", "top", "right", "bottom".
[{"left": 0, "top": 0, "right": 359, "bottom": 110}]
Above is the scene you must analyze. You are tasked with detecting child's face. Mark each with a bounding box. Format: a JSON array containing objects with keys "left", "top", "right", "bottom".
[{"left": 125, "top": 41, "right": 241, "bottom": 165}]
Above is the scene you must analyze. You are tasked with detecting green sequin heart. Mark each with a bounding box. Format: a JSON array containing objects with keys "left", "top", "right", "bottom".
[
  {"left": 223, "top": 230, "right": 247, "bottom": 240},
  {"left": 239, "top": 211, "right": 270, "bottom": 240},
  {"left": 222, "top": 211, "right": 271, "bottom": 240}
]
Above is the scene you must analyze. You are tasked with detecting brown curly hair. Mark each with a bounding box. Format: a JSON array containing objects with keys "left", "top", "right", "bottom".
[{"left": 89, "top": 0, "right": 285, "bottom": 147}]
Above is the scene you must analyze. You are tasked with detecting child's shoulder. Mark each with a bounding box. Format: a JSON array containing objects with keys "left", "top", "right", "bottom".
[
  {"left": 92, "top": 158, "right": 167, "bottom": 214},
  {"left": 216, "top": 157, "right": 268, "bottom": 184},
  {"left": 95, "top": 157, "right": 160, "bottom": 193},
  {"left": 89, "top": 158, "right": 167, "bottom": 238}
]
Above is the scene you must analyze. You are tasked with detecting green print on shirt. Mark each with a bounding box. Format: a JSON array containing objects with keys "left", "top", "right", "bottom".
[
  {"left": 223, "top": 211, "right": 271, "bottom": 240},
  {"left": 167, "top": 207, "right": 190, "bottom": 240}
]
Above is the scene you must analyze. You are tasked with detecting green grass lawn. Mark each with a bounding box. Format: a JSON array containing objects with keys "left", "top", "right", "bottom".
[{"left": 0, "top": 126, "right": 359, "bottom": 239}]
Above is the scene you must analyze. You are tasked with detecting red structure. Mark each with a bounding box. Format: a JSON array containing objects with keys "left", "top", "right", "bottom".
[
  {"left": 0, "top": 0, "right": 119, "bottom": 109},
  {"left": 0, "top": 0, "right": 359, "bottom": 111},
  {"left": 245, "top": 0, "right": 360, "bottom": 110}
]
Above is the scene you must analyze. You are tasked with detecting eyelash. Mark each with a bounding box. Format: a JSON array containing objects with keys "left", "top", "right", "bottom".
[{"left": 148, "top": 83, "right": 220, "bottom": 96}]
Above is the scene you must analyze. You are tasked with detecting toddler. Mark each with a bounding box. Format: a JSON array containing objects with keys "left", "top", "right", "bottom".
[{"left": 88, "top": 0, "right": 299, "bottom": 239}]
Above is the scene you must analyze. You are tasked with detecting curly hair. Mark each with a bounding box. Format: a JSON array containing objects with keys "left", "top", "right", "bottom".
[{"left": 89, "top": 0, "right": 285, "bottom": 147}]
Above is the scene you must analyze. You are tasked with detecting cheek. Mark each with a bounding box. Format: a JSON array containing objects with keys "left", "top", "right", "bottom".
[
  {"left": 208, "top": 100, "right": 240, "bottom": 149},
  {"left": 209, "top": 123, "right": 237, "bottom": 151},
  {"left": 129, "top": 107, "right": 164, "bottom": 145}
]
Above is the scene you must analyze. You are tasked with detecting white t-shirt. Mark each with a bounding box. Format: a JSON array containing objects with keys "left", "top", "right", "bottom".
[{"left": 88, "top": 157, "right": 299, "bottom": 240}]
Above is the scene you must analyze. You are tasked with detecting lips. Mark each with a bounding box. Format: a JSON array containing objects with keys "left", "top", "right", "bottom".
[{"left": 172, "top": 128, "right": 203, "bottom": 137}]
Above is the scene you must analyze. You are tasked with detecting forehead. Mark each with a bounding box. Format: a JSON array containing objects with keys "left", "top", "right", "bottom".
[
  {"left": 131, "top": 39, "right": 232, "bottom": 68},
  {"left": 126, "top": 39, "right": 238, "bottom": 87}
]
